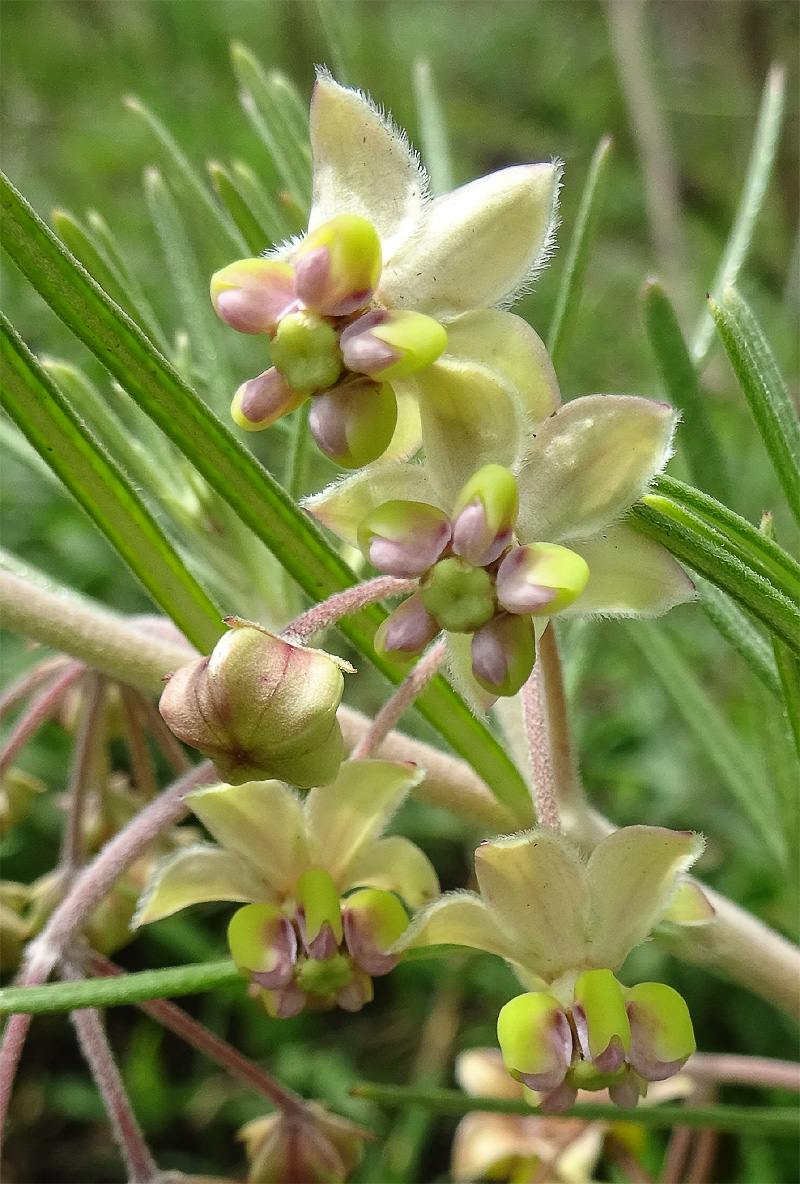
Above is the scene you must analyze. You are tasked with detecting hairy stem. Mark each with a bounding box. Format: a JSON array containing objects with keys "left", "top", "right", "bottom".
[
  {"left": 0, "top": 654, "right": 71, "bottom": 720},
  {"left": 686, "top": 1052, "right": 800, "bottom": 1092},
  {"left": 63, "top": 962, "right": 160, "bottom": 1184},
  {"left": 521, "top": 658, "right": 560, "bottom": 829},
  {"left": 538, "top": 624, "right": 585, "bottom": 815},
  {"left": 0, "top": 662, "right": 85, "bottom": 778},
  {"left": 351, "top": 639, "right": 447, "bottom": 760},
  {"left": 281, "top": 575, "right": 416, "bottom": 644}
]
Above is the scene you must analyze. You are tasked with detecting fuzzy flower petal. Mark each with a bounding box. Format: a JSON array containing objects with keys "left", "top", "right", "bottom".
[
  {"left": 563, "top": 525, "right": 696, "bottom": 617},
  {"left": 132, "top": 843, "right": 272, "bottom": 927},
  {"left": 343, "top": 835, "right": 439, "bottom": 907},
  {"left": 392, "top": 891, "right": 520, "bottom": 963},
  {"left": 515, "top": 396, "right": 678, "bottom": 545},
  {"left": 303, "top": 461, "right": 440, "bottom": 547},
  {"left": 379, "top": 164, "right": 561, "bottom": 318}
]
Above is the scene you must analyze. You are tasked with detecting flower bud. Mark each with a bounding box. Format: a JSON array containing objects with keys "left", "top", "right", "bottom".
[
  {"left": 159, "top": 621, "right": 347, "bottom": 789},
  {"left": 470, "top": 613, "right": 536, "bottom": 698},
  {"left": 420, "top": 558, "right": 496, "bottom": 633},
  {"left": 340, "top": 309, "right": 447, "bottom": 380},
  {"left": 358, "top": 500, "right": 451, "bottom": 577},
  {"left": 496, "top": 543, "right": 590, "bottom": 616},
  {"left": 374, "top": 593, "right": 440, "bottom": 661},
  {"left": 211, "top": 258, "right": 297, "bottom": 335},
  {"left": 451, "top": 465, "right": 519, "bottom": 567},
  {"left": 624, "top": 982, "right": 696, "bottom": 1081},
  {"left": 497, "top": 992, "right": 573, "bottom": 1093},
  {"left": 295, "top": 868, "right": 343, "bottom": 959},
  {"left": 308, "top": 378, "right": 398, "bottom": 468},
  {"left": 342, "top": 887, "right": 408, "bottom": 976},
  {"left": 240, "top": 1102, "right": 368, "bottom": 1184},
  {"left": 271, "top": 311, "right": 343, "bottom": 397},
  {"left": 572, "top": 969, "right": 631, "bottom": 1075},
  {"left": 228, "top": 902, "right": 297, "bottom": 989},
  {"left": 231, "top": 368, "right": 307, "bottom": 432},
  {"left": 294, "top": 214, "right": 382, "bottom": 316}
]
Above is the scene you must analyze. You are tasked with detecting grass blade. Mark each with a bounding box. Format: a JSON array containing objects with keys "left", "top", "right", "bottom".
[
  {"left": 641, "top": 279, "right": 729, "bottom": 503},
  {"left": 208, "top": 161, "right": 271, "bottom": 254},
  {"left": 0, "top": 314, "right": 224, "bottom": 653},
  {"left": 692, "top": 66, "right": 785, "bottom": 366},
  {"left": 694, "top": 576, "right": 780, "bottom": 697},
  {"left": 710, "top": 286, "right": 800, "bottom": 529},
  {"left": 0, "top": 171, "right": 531, "bottom": 821},
  {"left": 412, "top": 59, "right": 454, "bottom": 196},
  {"left": 231, "top": 160, "right": 292, "bottom": 243},
  {"left": 311, "top": 0, "right": 355, "bottom": 89},
  {"left": 546, "top": 135, "right": 612, "bottom": 371},
  {"left": 0, "top": 961, "right": 239, "bottom": 1015}
]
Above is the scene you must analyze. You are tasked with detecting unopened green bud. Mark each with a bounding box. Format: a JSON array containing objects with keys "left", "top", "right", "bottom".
[
  {"left": 294, "top": 213, "right": 382, "bottom": 317},
  {"left": 159, "top": 620, "right": 348, "bottom": 789},
  {"left": 497, "top": 991, "right": 573, "bottom": 1093},
  {"left": 420, "top": 557, "right": 496, "bottom": 633},
  {"left": 496, "top": 543, "right": 589, "bottom": 616},
  {"left": 340, "top": 309, "right": 447, "bottom": 380},
  {"left": 271, "top": 311, "right": 343, "bottom": 396},
  {"left": 451, "top": 465, "right": 518, "bottom": 567},
  {"left": 572, "top": 968, "right": 631, "bottom": 1074}
]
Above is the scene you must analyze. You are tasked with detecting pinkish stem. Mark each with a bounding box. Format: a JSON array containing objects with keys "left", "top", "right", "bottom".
[
  {"left": 0, "top": 655, "right": 72, "bottom": 721},
  {"left": 281, "top": 576, "right": 416, "bottom": 644},
  {"left": 351, "top": 639, "right": 447, "bottom": 760},
  {"left": 521, "top": 651, "right": 560, "bottom": 830},
  {"left": 59, "top": 674, "right": 106, "bottom": 875},
  {"left": 685, "top": 1053, "right": 800, "bottom": 1092},
  {"left": 0, "top": 662, "right": 85, "bottom": 778}
]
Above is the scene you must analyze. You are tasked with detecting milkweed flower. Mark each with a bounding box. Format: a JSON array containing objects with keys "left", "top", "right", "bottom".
[
  {"left": 393, "top": 826, "right": 706, "bottom": 1111},
  {"left": 134, "top": 760, "right": 438, "bottom": 1017},
  {"left": 211, "top": 71, "right": 561, "bottom": 467},
  {"left": 306, "top": 374, "right": 694, "bottom": 707}
]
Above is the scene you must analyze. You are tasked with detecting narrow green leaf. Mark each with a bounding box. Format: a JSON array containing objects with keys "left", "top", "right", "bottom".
[
  {"left": 231, "top": 160, "right": 292, "bottom": 243},
  {"left": 0, "top": 960, "right": 239, "bottom": 1014},
  {"left": 546, "top": 136, "right": 612, "bottom": 371},
  {"left": 208, "top": 161, "right": 270, "bottom": 254},
  {"left": 144, "top": 166, "right": 235, "bottom": 410},
  {"left": 412, "top": 59, "right": 454, "bottom": 196},
  {"left": 692, "top": 66, "right": 785, "bottom": 366},
  {"left": 0, "top": 314, "right": 224, "bottom": 653},
  {"left": 352, "top": 1084, "right": 800, "bottom": 1138},
  {"left": 231, "top": 46, "right": 312, "bottom": 214},
  {"left": 761, "top": 514, "right": 800, "bottom": 760},
  {"left": 626, "top": 621, "right": 785, "bottom": 864},
  {"left": 694, "top": 576, "right": 780, "bottom": 698},
  {"left": 0, "top": 171, "right": 531, "bottom": 821},
  {"left": 311, "top": 0, "right": 355, "bottom": 89},
  {"left": 629, "top": 501, "right": 800, "bottom": 658},
  {"left": 124, "top": 94, "right": 246, "bottom": 256},
  {"left": 653, "top": 474, "right": 800, "bottom": 597},
  {"left": 710, "top": 287, "right": 800, "bottom": 529},
  {"left": 641, "top": 279, "right": 729, "bottom": 503},
  {"left": 85, "top": 208, "right": 172, "bottom": 354}
]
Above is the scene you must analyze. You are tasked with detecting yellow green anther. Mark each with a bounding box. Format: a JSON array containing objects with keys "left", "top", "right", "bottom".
[
  {"left": 295, "top": 867, "right": 344, "bottom": 953},
  {"left": 496, "top": 543, "right": 590, "bottom": 616},
  {"left": 625, "top": 982, "right": 696, "bottom": 1081},
  {"left": 496, "top": 992, "right": 573, "bottom": 1092},
  {"left": 270, "top": 311, "right": 343, "bottom": 397},
  {"left": 572, "top": 968, "right": 631, "bottom": 1073},
  {"left": 420, "top": 558, "right": 496, "bottom": 633},
  {"left": 227, "top": 902, "right": 297, "bottom": 989},
  {"left": 452, "top": 465, "right": 519, "bottom": 567},
  {"left": 210, "top": 258, "right": 297, "bottom": 335},
  {"left": 342, "top": 888, "right": 409, "bottom": 975},
  {"left": 294, "top": 214, "right": 382, "bottom": 316}
]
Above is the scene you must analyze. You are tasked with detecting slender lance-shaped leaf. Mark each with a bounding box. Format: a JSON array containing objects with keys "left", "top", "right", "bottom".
[
  {"left": 711, "top": 287, "right": 800, "bottom": 529},
  {"left": 0, "top": 172, "right": 531, "bottom": 821},
  {"left": 232, "top": 160, "right": 292, "bottom": 244},
  {"left": 547, "top": 135, "right": 612, "bottom": 372},
  {"left": 653, "top": 473, "right": 800, "bottom": 597},
  {"left": 412, "top": 59, "right": 454, "bottom": 196},
  {"left": 692, "top": 66, "right": 785, "bottom": 366},
  {"left": 352, "top": 1084, "right": 800, "bottom": 1138},
  {"left": 641, "top": 279, "right": 729, "bottom": 504},
  {"left": 626, "top": 621, "right": 785, "bottom": 865},
  {"left": 144, "top": 167, "right": 234, "bottom": 410},
  {"left": 123, "top": 95, "right": 246, "bottom": 256},
  {"left": 208, "top": 162, "right": 271, "bottom": 255},
  {"left": 694, "top": 576, "right": 780, "bottom": 698},
  {"left": 0, "top": 315, "right": 224, "bottom": 654},
  {"left": 629, "top": 500, "right": 800, "bottom": 657},
  {"left": 0, "top": 961, "right": 240, "bottom": 1015},
  {"left": 231, "top": 46, "right": 313, "bottom": 214},
  {"left": 312, "top": 0, "right": 355, "bottom": 89},
  {"left": 761, "top": 514, "right": 800, "bottom": 760}
]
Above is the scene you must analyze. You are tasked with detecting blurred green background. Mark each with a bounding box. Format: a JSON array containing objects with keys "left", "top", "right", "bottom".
[{"left": 1, "top": 1, "right": 798, "bottom": 1181}]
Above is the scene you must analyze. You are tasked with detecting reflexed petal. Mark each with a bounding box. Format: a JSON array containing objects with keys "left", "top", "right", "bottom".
[
  {"left": 474, "top": 831, "right": 589, "bottom": 980},
  {"left": 379, "top": 163, "right": 561, "bottom": 317},
  {"left": 391, "top": 890, "right": 519, "bottom": 962},
  {"left": 307, "top": 72, "right": 427, "bottom": 261},
  {"left": 305, "top": 760, "right": 425, "bottom": 888},
  {"left": 303, "top": 462, "right": 440, "bottom": 547},
  {"left": 186, "top": 780, "right": 310, "bottom": 898},
  {"left": 408, "top": 355, "right": 526, "bottom": 508},
  {"left": 439, "top": 309, "right": 561, "bottom": 427},
  {"left": 515, "top": 396, "right": 678, "bottom": 544},
  {"left": 132, "top": 843, "right": 269, "bottom": 927},
  {"left": 344, "top": 835, "right": 439, "bottom": 906},
  {"left": 585, "top": 826, "right": 705, "bottom": 971},
  {"left": 562, "top": 525, "right": 695, "bottom": 617}
]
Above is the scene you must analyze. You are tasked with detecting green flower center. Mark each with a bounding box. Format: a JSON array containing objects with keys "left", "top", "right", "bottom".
[
  {"left": 271, "top": 310, "right": 343, "bottom": 396},
  {"left": 420, "top": 557, "right": 496, "bottom": 633}
]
